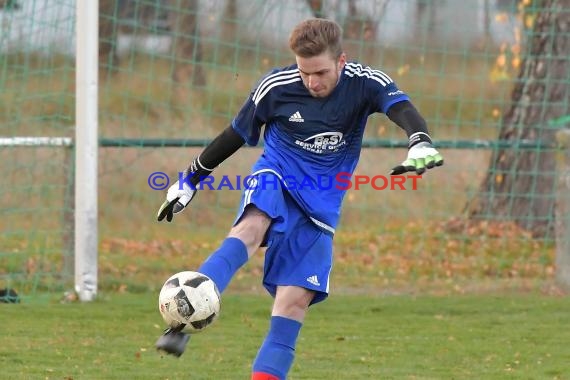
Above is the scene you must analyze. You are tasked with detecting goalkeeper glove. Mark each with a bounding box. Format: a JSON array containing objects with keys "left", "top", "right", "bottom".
[
  {"left": 157, "top": 158, "right": 212, "bottom": 222},
  {"left": 390, "top": 141, "right": 444, "bottom": 175}
]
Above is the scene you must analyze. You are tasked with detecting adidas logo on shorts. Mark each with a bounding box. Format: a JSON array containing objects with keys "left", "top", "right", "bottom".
[{"left": 306, "top": 275, "right": 320, "bottom": 286}]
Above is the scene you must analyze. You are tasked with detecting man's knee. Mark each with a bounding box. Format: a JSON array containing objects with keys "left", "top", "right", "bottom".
[
  {"left": 272, "top": 286, "right": 315, "bottom": 322},
  {"left": 228, "top": 205, "right": 271, "bottom": 257}
]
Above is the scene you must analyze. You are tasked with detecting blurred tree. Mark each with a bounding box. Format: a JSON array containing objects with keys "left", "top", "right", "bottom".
[
  {"left": 99, "top": 0, "right": 121, "bottom": 76},
  {"left": 305, "top": 0, "right": 379, "bottom": 42},
  {"left": 306, "top": 0, "right": 325, "bottom": 18},
  {"left": 0, "top": 0, "right": 20, "bottom": 10},
  {"left": 415, "top": 0, "right": 438, "bottom": 35},
  {"left": 222, "top": 0, "right": 238, "bottom": 38},
  {"left": 167, "top": 0, "right": 206, "bottom": 87},
  {"left": 343, "top": 0, "right": 378, "bottom": 42},
  {"left": 483, "top": 0, "right": 491, "bottom": 41},
  {"left": 496, "top": 0, "right": 519, "bottom": 12},
  {"left": 467, "top": 0, "right": 570, "bottom": 238},
  {"left": 98, "top": 0, "right": 205, "bottom": 86}
]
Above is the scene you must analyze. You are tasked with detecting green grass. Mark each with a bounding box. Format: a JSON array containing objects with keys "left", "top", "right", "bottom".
[{"left": 1, "top": 292, "right": 569, "bottom": 379}]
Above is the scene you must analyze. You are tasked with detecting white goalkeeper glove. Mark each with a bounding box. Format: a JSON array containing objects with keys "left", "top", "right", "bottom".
[
  {"left": 157, "top": 158, "right": 213, "bottom": 222},
  {"left": 156, "top": 177, "right": 197, "bottom": 222},
  {"left": 390, "top": 142, "right": 444, "bottom": 175}
]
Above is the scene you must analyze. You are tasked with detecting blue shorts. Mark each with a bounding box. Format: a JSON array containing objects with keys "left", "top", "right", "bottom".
[{"left": 234, "top": 171, "right": 333, "bottom": 305}]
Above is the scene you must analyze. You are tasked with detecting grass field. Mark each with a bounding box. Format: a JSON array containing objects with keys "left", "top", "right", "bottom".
[{"left": 1, "top": 292, "right": 569, "bottom": 380}]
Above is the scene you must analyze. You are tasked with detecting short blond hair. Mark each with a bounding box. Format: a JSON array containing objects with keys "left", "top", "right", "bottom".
[{"left": 288, "top": 18, "right": 343, "bottom": 59}]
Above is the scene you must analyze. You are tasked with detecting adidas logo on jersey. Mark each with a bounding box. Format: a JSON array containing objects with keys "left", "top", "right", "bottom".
[
  {"left": 289, "top": 111, "right": 304, "bottom": 122},
  {"left": 306, "top": 275, "right": 320, "bottom": 286}
]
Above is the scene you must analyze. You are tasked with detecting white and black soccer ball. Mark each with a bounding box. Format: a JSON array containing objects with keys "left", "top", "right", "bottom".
[{"left": 158, "top": 271, "right": 221, "bottom": 334}]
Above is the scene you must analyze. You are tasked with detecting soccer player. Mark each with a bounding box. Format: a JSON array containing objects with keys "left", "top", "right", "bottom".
[{"left": 155, "top": 18, "right": 443, "bottom": 380}]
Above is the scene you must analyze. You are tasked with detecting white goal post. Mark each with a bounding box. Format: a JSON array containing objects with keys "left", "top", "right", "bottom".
[{"left": 75, "top": 0, "right": 99, "bottom": 302}]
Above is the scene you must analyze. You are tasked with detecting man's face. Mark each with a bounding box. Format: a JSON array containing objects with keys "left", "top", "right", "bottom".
[{"left": 296, "top": 52, "right": 346, "bottom": 98}]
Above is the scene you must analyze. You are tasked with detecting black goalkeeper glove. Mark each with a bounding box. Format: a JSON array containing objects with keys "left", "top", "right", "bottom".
[{"left": 157, "top": 158, "right": 212, "bottom": 222}]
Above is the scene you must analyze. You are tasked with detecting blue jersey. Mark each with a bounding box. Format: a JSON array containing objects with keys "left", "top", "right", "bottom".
[{"left": 231, "top": 61, "right": 409, "bottom": 234}]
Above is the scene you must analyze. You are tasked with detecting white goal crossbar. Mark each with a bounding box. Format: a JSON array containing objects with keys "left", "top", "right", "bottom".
[{"left": 0, "top": 137, "right": 73, "bottom": 147}]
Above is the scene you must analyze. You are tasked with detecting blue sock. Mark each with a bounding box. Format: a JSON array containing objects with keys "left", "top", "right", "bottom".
[
  {"left": 252, "top": 316, "right": 302, "bottom": 380},
  {"left": 198, "top": 237, "right": 248, "bottom": 293}
]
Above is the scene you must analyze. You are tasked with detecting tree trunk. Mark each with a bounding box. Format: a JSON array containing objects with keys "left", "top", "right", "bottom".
[
  {"left": 415, "top": 0, "right": 437, "bottom": 35},
  {"left": 306, "top": 0, "right": 326, "bottom": 18},
  {"left": 168, "top": 0, "right": 206, "bottom": 87},
  {"left": 343, "top": 0, "right": 377, "bottom": 42},
  {"left": 99, "top": 0, "right": 120, "bottom": 76},
  {"left": 467, "top": 0, "right": 570, "bottom": 238}
]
